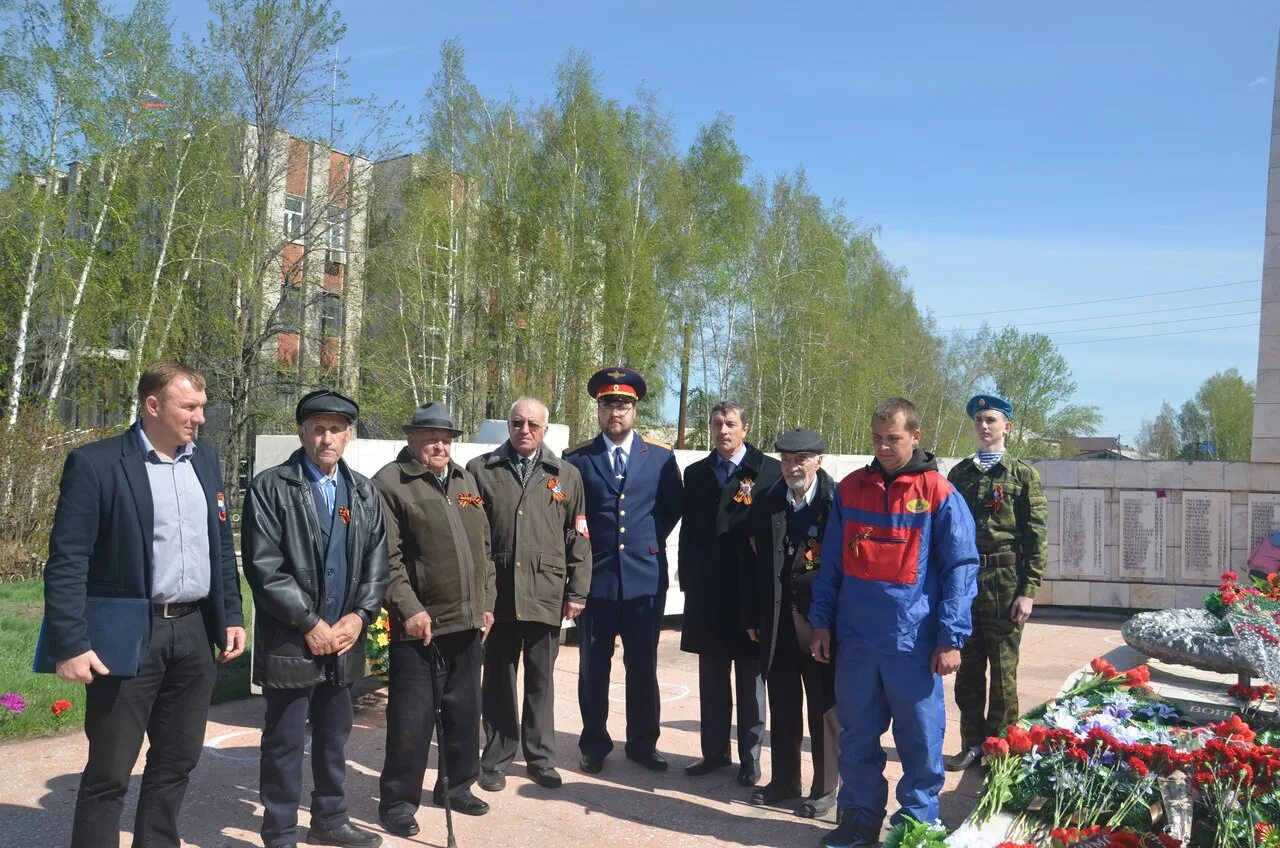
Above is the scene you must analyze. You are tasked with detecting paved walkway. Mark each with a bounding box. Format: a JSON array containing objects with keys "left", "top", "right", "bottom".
[{"left": 0, "top": 609, "right": 1129, "bottom": 848}]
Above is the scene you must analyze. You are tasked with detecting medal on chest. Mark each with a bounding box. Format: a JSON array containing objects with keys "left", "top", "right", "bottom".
[
  {"left": 733, "top": 477, "right": 754, "bottom": 505},
  {"left": 984, "top": 483, "right": 1005, "bottom": 515},
  {"left": 547, "top": 476, "right": 566, "bottom": 503}
]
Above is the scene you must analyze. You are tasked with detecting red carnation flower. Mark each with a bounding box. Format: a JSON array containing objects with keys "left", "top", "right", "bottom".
[
  {"left": 50, "top": 699, "right": 71, "bottom": 716},
  {"left": 1221, "top": 571, "right": 1238, "bottom": 582},
  {"left": 1006, "top": 727, "right": 1033, "bottom": 755},
  {"left": 1125, "top": 756, "right": 1150, "bottom": 778},
  {"left": 1109, "top": 832, "right": 1141, "bottom": 848},
  {"left": 982, "top": 737, "right": 1010, "bottom": 758},
  {"left": 1123, "top": 666, "right": 1150, "bottom": 686}
]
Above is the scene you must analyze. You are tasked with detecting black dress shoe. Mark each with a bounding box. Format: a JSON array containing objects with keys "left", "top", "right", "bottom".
[
  {"left": 527, "top": 765, "right": 563, "bottom": 788},
  {"left": 307, "top": 821, "right": 383, "bottom": 847},
  {"left": 580, "top": 754, "right": 605, "bottom": 774},
  {"left": 945, "top": 748, "right": 982, "bottom": 772},
  {"left": 378, "top": 813, "right": 419, "bottom": 838},
  {"left": 626, "top": 750, "right": 669, "bottom": 771},
  {"left": 432, "top": 789, "right": 490, "bottom": 816},
  {"left": 749, "top": 781, "right": 802, "bottom": 806},
  {"left": 478, "top": 769, "right": 506, "bottom": 791},
  {"left": 684, "top": 755, "right": 732, "bottom": 776},
  {"left": 737, "top": 762, "right": 761, "bottom": 787},
  {"left": 797, "top": 791, "right": 837, "bottom": 818}
]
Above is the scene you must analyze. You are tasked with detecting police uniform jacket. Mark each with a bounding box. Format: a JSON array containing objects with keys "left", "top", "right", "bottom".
[
  {"left": 374, "top": 448, "right": 495, "bottom": 640},
  {"left": 678, "top": 443, "right": 780, "bottom": 658},
  {"left": 466, "top": 443, "right": 593, "bottom": 627},
  {"left": 564, "top": 432, "right": 684, "bottom": 601},
  {"left": 242, "top": 449, "right": 389, "bottom": 688}
]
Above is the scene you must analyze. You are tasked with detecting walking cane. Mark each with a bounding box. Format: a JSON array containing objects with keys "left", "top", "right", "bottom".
[{"left": 428, "top": 641, "right": 459, "bottom": 848}]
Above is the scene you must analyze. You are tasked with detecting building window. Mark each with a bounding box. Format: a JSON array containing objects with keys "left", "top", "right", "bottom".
[
  {"left": 326, "top": 206, "right": 347, "bottom": 263},
  {"left": 319, "top": 293, "right": 343, "bottom": 338},
  {"left": 284, "top": 194, "right": 305, "bottom": 241},
  {"left": 279, "top": 285, "right": 302, "bottom": 333}
]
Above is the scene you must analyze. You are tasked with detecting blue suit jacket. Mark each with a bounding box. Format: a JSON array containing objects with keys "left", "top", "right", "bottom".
[
  {"left": 43, "top": 423, "right": 244, "bottom": 661},
  {"left": 565, "top": 432, "right": 684, "bottom": 601}
]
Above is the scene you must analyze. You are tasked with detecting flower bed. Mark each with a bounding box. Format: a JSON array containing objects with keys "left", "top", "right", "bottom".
[{"left": 884, "top": 569, "right": 1280, "bottom": 848}]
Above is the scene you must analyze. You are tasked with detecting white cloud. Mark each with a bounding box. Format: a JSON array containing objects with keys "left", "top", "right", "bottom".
[{"left": 1249, "top": 76, "right": 1268, "bottom": 88}]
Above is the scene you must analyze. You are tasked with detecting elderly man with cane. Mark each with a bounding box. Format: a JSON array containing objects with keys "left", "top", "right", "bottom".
[{"left": 373, "top": 402, "right": 496, "bottom": 838}]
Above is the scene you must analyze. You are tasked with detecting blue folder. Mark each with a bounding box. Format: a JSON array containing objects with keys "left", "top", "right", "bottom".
[{"left": 33, "top": 596, "right": 151, "bottom": 678}]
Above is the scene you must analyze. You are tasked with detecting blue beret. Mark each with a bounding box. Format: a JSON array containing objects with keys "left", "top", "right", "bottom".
[
  {"left": 295, "top": 389, "right": 359, "bottom": 425},
  {"left": 966, "top": 394, "right": 1012, "bottom": 420}
]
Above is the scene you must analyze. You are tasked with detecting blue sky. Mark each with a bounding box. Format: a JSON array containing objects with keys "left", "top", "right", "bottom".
[{"left": 167, "top": 1, "right": 1279, "bottom": 441}]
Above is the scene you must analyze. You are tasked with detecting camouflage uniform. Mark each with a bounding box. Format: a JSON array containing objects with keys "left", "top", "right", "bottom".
[{"left": 947, "top": 455, "right": 1048, "bottom": 749}]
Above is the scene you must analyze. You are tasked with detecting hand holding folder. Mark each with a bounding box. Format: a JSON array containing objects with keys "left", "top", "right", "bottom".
[{"left": 34, "top": 596, "right": 151, "bottom": 680}]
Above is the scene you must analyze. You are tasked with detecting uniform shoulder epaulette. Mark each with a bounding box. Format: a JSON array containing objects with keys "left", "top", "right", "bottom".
[
  {"left": 565, "top": 439, "right": 594, "bottom": 456},
  {"left": 642, "top": 436, "right": 672, "bottom": 450}
]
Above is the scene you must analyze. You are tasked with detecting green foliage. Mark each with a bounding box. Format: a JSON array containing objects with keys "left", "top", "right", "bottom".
[
  {"left": 1139, "top": 369, "right": 1255, "bottom": 461},
  {"left": 881, "top": 817, "right": 949, "bottom": 848}
]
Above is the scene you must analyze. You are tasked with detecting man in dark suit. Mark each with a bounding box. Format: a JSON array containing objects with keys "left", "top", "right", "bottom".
[
  {"left": 242, "top": 390, "right": 388, "bottom": 848},
  {"left": 564, "top": 367, "right": 684, "bottom": 774},
  {"left": 43, "top": 362, "right": 245, "bottom": 848},
  {"left": 679, "top": 401, "right": 778, "bottom": 786}
]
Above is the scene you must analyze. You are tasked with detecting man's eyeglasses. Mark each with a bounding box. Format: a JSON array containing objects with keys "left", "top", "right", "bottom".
[
  {"left": 598, "top": 400, "right": 635, "bottom": 412},
  {"left": 509, "top": 419, "right": 545, "bottom": 432}
]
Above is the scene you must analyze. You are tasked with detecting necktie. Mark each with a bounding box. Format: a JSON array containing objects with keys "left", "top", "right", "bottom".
[
  {"left": 719, "top": 456, "right": 735, "bottom": 486},
  {"left": 614, "top": 446, "right": 627, "bottom": 479},
  {"left": 519, "top": 457, "right": 532, "bottom": 484}
]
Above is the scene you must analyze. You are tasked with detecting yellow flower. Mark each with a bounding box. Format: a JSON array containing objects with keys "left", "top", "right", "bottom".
[{"left": 375, "top": 632, "right": 389, "bottom": 647}]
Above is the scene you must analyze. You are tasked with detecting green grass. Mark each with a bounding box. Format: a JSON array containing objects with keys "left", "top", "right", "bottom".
[{"left": 0, "top": 576, "right": 255, "bottom": 739}]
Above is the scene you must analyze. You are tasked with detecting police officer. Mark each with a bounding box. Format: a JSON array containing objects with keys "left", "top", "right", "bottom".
[
  {"left": 242, "top": 389, "right": 389, "bottom": 848},
  {"left": 945, "top": 394, "right": 1048, "bottom": 771},
  {"left": 469, "top": 397, "right": 592, "bottom": 792},
  {"left": 742, "top": 428, "right": 839, "bottom": 817},
  {"left": 565, "top": 367, "right": 684, "bottom": 774}
]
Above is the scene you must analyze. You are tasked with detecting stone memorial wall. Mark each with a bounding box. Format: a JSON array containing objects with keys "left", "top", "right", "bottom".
[{"left": 1032, "top": 460, "right": 1280, "bottom": 611}]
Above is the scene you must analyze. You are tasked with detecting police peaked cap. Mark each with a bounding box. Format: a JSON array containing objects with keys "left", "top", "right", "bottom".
[{"left": 587, "top": 366, "right": 647, "bottom": 402}]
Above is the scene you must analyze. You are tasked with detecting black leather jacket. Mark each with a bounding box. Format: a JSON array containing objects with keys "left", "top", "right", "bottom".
[{"left": 242, "top": 449, "right": 389, "bottom": 688}]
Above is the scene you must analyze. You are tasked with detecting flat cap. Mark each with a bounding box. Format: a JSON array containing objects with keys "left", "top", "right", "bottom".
[
  {"left": 295, "top": 389, "right": 358, "bottom": 425},
  {"left": 587, "top": 366, "right": 647, "bottom": 402},
  {"left": 402, "top": 401, "right": 463, "bottom": 436},
  {"left": 774, "top": 427, "right": 825, "bottom": 453},
  {"left": 966, "top": 393, "right": 1013, "bottom": 420}
]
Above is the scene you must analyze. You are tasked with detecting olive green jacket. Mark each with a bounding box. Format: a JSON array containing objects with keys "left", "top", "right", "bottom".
[
  {"left": 466, "top": 443, "right": 593, "bottom": 627},
  {"left": 946, "top": 454, "right": 1048, "bottom": 599},
  {"left": 373, "top": 448, "right": 495, "bottom": 640}
]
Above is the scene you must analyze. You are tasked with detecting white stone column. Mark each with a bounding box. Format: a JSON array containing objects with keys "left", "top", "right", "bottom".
[{"left": 1252, "top": 37, "right": 1280, "bottom": 461}]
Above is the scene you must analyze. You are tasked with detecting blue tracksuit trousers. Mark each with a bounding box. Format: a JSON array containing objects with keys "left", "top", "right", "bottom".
[{"left": 835, "top": 650, "right": 946, "bottom": 832}]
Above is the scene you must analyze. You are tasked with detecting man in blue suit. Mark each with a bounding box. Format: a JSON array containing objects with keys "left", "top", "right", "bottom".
[
  {"left": 565, "top": 367, "right": 684, "bottom": 774},
  {"left": 43, "top": 362, "right": 246, "bottom": 848}
]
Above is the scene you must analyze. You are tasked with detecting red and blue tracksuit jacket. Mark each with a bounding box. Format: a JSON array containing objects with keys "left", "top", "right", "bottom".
[{"left": 808, "top": 451, "right": 978, "bottom": 657}]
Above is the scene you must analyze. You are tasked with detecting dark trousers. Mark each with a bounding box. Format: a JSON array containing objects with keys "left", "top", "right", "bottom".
[
  {"left": 481, "top": 620, "right": 560, "bottom": 772},
  {"left": 767, "top": 611, "right": 839, "bottom": 798},
  {"left": 576, "top": 593, "right": 663, "bottom": 759},
  {"left": 380, "top": 630, "right": 482, "bottom": 818},
  {"left": 260, "top": 682, "right": 353, "bottom": 847},
  {"left": 71, "top": 609, "right": 216, "bottom": 848},
  {"left": 697, "top": 653, "right": 764, "bottom": 765},
  {"left": 956, "top": 565, "right": 1024, "bottom": 750}
]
